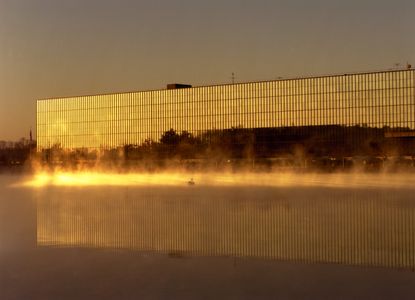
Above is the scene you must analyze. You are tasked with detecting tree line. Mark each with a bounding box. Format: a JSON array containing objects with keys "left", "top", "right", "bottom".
[
  {"left": 34, "top": 125, "right": 415, "bottom": 171},
  {"left": 0, "top": 138, "right": 36, "bottom": 169}
]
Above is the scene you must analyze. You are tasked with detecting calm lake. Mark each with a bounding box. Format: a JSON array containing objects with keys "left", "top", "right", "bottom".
[{"left": 2, "top": 172, "right": 415, "bottom": 299}]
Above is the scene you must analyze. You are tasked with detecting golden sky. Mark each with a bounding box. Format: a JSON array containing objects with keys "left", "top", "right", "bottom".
[{"left": 1, "top": 0, "right": 415, "bottom": 140}]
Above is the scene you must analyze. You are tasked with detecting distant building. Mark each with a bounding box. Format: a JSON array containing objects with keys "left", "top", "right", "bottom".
[{"left": 37, "top": 69, "right": 415, "bottom": 153}]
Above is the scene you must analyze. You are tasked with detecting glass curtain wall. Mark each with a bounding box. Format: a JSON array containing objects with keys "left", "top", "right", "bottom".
[{"left": 36, "top": 70, "right": 415, "bottom": 150}]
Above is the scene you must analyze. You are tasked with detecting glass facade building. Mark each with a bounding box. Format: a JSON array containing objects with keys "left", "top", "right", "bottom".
[{"left": 37, "top": 69, "right": 415, "bottom": 150}]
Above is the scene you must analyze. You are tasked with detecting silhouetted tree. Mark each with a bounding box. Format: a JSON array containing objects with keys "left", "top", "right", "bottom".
[{"left": 160, "top": 129, "right": 180, "bottom": 146}]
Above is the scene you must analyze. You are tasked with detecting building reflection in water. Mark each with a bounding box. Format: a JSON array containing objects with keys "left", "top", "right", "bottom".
[{"left": 37, "top": 185, "right": 415, "bottom": 269}]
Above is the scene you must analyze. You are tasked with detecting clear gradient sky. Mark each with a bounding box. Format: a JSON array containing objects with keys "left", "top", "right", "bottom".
[{"left": 1, "top": 0, "right": 414, "bottom": 140}]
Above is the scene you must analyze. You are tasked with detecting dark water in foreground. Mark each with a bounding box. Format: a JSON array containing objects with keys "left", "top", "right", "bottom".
[{"left": 2, "top": 173, "right": 415, "bottom": 299}]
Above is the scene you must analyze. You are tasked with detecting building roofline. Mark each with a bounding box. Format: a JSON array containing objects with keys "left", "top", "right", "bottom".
[{"left": 37, "top": 68, "right": 414, "bottom": 102}]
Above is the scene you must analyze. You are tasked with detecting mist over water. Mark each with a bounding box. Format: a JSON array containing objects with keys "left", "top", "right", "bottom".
[
  {"left": 2, "top": 172, "right": 415, "bottom": 298},
  {"left": 14, "top": 170, "right": 415, "bottom": 189},
  {"left": 4, "top": 171, "right": 415, "bottom": 270}
]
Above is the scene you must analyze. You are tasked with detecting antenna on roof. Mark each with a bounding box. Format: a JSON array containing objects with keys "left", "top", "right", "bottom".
[{"left": 231, "top": 72, "right": 235, "bottom": 84}]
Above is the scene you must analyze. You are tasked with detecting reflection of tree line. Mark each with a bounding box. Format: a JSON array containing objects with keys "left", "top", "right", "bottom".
[{"left": 37, "top": 125, "right": 415, "bottom": 171}]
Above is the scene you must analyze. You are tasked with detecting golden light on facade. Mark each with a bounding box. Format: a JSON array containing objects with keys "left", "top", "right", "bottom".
[{"left": 36, "top": 69, "right": 415, "bottom": 150}]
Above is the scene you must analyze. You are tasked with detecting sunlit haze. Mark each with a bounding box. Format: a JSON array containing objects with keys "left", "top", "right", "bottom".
[{"left": 16, "top": 171, "right": 415, "bottom": 189}]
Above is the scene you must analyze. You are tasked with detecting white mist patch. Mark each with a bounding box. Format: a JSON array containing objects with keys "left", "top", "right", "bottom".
[
  {"left": 18, "top": 172, "right": 187, "bottom": 188},
  {"left": 14, "top": 171, "right": 415, "bottom": 189}
]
